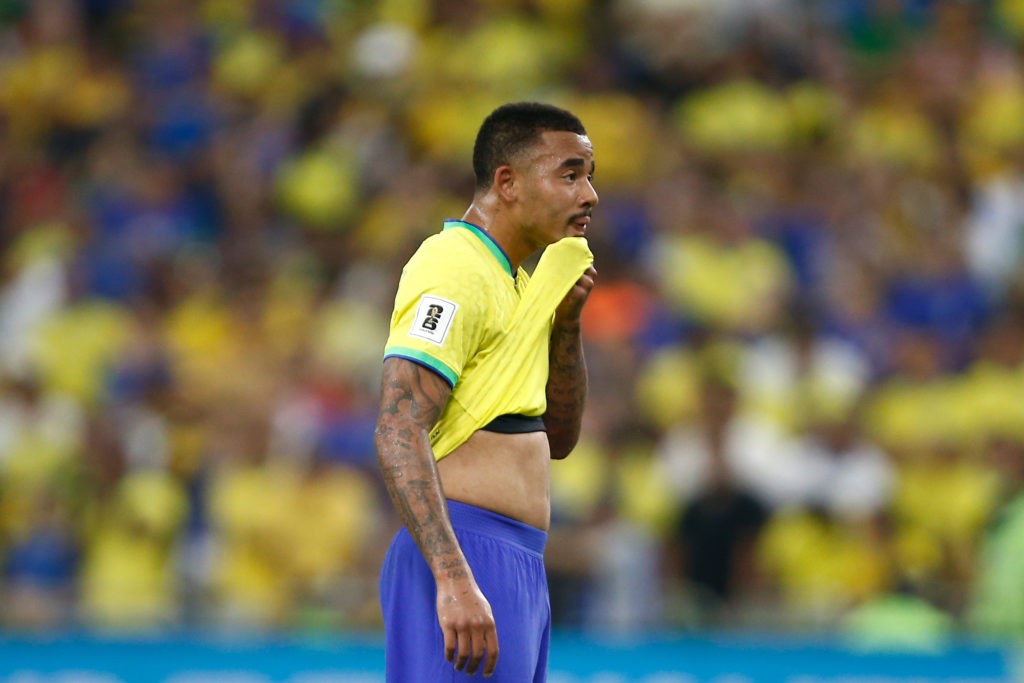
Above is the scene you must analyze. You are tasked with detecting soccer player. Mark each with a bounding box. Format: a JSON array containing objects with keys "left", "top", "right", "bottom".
[{"left": 375, "top": 101, "right": 598, "bottom": 681}]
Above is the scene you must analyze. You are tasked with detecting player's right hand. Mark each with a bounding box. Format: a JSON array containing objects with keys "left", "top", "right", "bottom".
[{"left": 436, "top": 578, "right": 499, "bottom": 677}]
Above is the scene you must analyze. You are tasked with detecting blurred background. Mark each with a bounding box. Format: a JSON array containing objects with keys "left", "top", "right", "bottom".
[{"left": 1, "top": 0, "right": 1024, "bottom": 679}]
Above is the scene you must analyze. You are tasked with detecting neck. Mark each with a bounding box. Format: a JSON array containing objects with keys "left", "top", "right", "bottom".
[{"left": 462, "top": 200, "right": 529, "bottom": 271}]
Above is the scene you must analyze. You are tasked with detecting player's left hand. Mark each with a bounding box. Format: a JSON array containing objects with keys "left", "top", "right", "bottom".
[{"left": 554, "top": 265, "right": 596, "bottom": 324}]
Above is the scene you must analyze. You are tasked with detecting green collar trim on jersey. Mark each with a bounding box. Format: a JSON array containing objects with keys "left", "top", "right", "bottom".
[{"left": 443, "top": 219, "right": 514, "bottom": 278}]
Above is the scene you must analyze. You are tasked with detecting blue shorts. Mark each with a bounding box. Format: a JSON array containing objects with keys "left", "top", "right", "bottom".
[{"left": 379, "top": 500, "right": 550, "bottom": 682}]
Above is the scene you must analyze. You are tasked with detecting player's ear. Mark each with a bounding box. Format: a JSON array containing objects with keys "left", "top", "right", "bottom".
[{"left": 494, "top": 165, "right": 517, "bottom": 202}]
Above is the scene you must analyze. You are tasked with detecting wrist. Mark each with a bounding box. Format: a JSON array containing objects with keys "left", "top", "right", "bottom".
[
  {"left": 433, "top": 557, "right": 474, "bottom": 585},
  {"left": 435, "top": 570, "right": 476, "bottom": 596}
]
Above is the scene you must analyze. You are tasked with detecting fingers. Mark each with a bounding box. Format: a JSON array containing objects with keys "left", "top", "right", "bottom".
[
  {"left": 443, "top": 625, "right": 456, "bottom": 664},
  {"left": 556, "top": 267, "right": 597, "bottom": 323},
  {"left": 577, "top": 267, "right": 597, "bottom": 295},
  {"left": 452, "top": 624, "right": 473, "bottom": 671},
  {"left": 452, "top": 620, "right": 499, "bottom": 677},
  {"left": 482, "top": 627, "right": 500, "bottom": 677},
  {"left": 576, "top": 266, "right": 597, "bottom": 292}
]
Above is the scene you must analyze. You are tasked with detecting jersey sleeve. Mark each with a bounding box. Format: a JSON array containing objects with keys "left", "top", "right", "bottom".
[{"left": 383, "top": 243, "right": 488, "bottom": 388}]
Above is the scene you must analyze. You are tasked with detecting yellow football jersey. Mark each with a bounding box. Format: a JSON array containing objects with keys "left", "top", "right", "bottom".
[{"left": 384, "top": 220, "right": 593, "bottom": 459}]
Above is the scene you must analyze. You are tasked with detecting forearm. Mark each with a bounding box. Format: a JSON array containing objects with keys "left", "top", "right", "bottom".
[
  {"left": 376, "top": 432, "right": 470, "bottom": 581},
  {"left": 544, "top": 319, "right": 588, "bottom": 459},
  {"left": 375, "top": 359, "right": 471, "bottom": 583}
]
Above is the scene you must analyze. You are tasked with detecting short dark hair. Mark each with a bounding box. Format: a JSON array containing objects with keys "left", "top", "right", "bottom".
[{"left": 472, "top": 102, "right": 587, "bottom": 191}]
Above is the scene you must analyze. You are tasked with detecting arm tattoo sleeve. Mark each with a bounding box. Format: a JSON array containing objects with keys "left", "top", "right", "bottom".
[
  {"left": 374, "top": 358, "right": 468, "bottom": 581},
  {"left": 544, "top": 320, "right": 588, "bottom": 459}
]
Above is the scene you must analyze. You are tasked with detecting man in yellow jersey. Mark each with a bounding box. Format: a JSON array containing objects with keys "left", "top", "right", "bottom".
[{"left": 376, "top": 102, "right": 598, "bottom": 681}]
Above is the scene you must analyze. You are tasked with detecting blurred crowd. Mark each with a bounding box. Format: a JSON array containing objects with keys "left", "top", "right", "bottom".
[{"left": 2, "top": 0, "right": 1024, "bottom": 645}]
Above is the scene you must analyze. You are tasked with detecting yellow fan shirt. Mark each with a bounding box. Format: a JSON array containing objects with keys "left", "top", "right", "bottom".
[{"left": 384, "top": 220, "right": 593, "bottom": 459}]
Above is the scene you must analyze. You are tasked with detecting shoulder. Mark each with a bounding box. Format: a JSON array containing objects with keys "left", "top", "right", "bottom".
[
  {"left": 403, "top": 230, "right": 496, "bottom": 294},
  {"left": 408, "top": 227, "right": 478, "bottom": 261},
  {"left": 405, "top": 229, "right": 482, "bottom": 270}
]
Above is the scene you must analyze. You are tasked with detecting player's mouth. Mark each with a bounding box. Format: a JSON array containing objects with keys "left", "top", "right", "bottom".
[{"left": 570, "top": 214, "right": 591, "bottom": 235}]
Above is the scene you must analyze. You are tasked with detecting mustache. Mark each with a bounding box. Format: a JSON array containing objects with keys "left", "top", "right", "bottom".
[{"left": 569, "top": 212, "right": 591, "bottom": 223}]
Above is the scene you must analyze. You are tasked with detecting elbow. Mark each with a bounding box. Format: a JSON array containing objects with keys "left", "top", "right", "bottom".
[
  {"left": 547, "top": 431, "right": 580, "bottom": 460},
  {"left": 543, "top": 411, "right": 583, "bottom": 459}
]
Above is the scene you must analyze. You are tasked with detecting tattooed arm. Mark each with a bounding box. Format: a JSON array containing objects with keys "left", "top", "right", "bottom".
[
  {"left": 374, "top": 357, "right": 499, "bottom": 678},
  {"left": 544, "top": 265, "right": 597, "bottom": 460}
]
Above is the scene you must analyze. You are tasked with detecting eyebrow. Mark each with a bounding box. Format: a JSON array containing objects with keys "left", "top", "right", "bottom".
[{"left": 559, "top": 158, "right": 595, "bottom": 174}]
